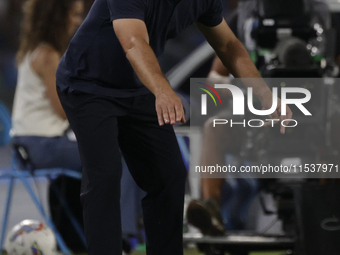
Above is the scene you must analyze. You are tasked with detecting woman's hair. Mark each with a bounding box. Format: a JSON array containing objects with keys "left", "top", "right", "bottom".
[{"left": 17, "top": 0, "right": 79, "bottom": 63}]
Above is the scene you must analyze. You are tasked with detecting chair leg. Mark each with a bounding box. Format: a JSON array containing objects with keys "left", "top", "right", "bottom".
[
  {"left": 0, "top": 176, "right": 15, "bottom": 253},
  {"left": 50, "top": 182, "right": 87, "bottom": 248},
  {"left": 18, "top": 175, "right": 73, "bottom": 255}
]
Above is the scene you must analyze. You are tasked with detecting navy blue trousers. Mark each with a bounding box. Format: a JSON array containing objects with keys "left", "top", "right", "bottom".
[{"left": 57, "top": 87, "right": 187, "bottom": 255}]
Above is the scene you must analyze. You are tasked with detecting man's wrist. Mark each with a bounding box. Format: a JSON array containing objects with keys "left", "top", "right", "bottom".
[{"left": 153, "top": 81, "right": 173, "bottom": 97}]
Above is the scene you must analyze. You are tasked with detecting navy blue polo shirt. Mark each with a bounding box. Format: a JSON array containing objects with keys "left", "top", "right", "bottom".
[{"left": 56, "top": 0, "right": 223, "bottom": 97}]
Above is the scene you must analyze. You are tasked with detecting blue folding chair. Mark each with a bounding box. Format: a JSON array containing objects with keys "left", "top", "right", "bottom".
[
  {"left": 0, "top": 102, "right": 85, "bottom": 255},
  {"left": 0, "top": 102, "right": 11, "bottom": 147}
]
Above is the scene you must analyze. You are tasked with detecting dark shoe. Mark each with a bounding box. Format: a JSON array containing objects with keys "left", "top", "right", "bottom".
[
  {"left": 122, "top": 237, "right": 131, "bottom": 254},
  {"left": 204, "top": 199, "right": 225, "bottom": 227},
  {"left": 186, "top": 199, "right": 225, "bottom": 236}
]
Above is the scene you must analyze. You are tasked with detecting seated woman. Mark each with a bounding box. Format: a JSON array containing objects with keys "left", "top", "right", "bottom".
[
  {"left": 12, "top": 0, "right": 84, "bottom": 172},
  {"left": 11, "top": 0, "right": 85, "bottom": 251}
]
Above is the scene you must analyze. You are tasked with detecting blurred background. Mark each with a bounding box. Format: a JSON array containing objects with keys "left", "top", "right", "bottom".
[
  {"left": 0, "top": 0, "right": 236, "bottom": 110},
  {"left": 1, "top": 0, "right": 340, "bottom": 255}
]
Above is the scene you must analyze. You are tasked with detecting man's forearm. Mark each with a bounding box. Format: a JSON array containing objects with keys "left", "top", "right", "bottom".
[
  {"left": 113, "top": 18, "right": 185, "bottom": 125},
  {"left": 125, "top": 37, "right": 171, "bottom": 96},
  {"left": 219, "top": 39, "right": 272, "bottom": 100}
]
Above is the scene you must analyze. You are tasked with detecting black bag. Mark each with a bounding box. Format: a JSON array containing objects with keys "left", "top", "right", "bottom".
[
  {"left": 299, "top": 183, "right": 340, "bottom": 255},
  {"left": 252, "top": 0, "right": 312, "bottom": 48}
]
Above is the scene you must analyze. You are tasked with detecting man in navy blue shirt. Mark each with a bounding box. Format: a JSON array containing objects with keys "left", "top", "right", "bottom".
[{"left": 56, "top": 0, "right": 292, "bottom": 254}]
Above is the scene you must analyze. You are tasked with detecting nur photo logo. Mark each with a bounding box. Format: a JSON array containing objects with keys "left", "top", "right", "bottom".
[
  {"left": 197, "top": 82, "right": 223, "bottom": 115},
  {"left": 197, "top": 82, "right": 312, "bottom": 128}
]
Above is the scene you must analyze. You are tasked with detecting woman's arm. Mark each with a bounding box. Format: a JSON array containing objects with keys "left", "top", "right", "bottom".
[{"left": 31, "top": 45, "right": 67, "bottom": 120}]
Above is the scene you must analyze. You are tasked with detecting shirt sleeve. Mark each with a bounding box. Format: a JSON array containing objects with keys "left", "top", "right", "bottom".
[
  {"left": 197, "top": 0, "right": 224, "bottom": 27},
  {"left": 107, "top": 0, "right": 147, "bottom": 22}
]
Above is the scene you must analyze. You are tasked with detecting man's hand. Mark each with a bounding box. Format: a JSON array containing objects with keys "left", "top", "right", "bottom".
[
  {"left": 261, "top": 91, "right": 293, "bottom": 134},
  {"left": 113, "top": 19, "right": 185, "bottom": 126},
  {"left": 155, "top": 87, "right": 186, "bottom": 126},
  {"left": 197, "top": 19, "right": 293, "bottom": 134}
]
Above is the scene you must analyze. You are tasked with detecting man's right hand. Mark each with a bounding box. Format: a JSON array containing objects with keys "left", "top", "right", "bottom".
[
  {"left": 260, "top": 91, "right": 293, "bottom": 134},
  {"left": 113, "top": 18, "right": 186, "bottom": 126},
  {"left": 155, "top": 87, "right": 186, "bottom": 126}
]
